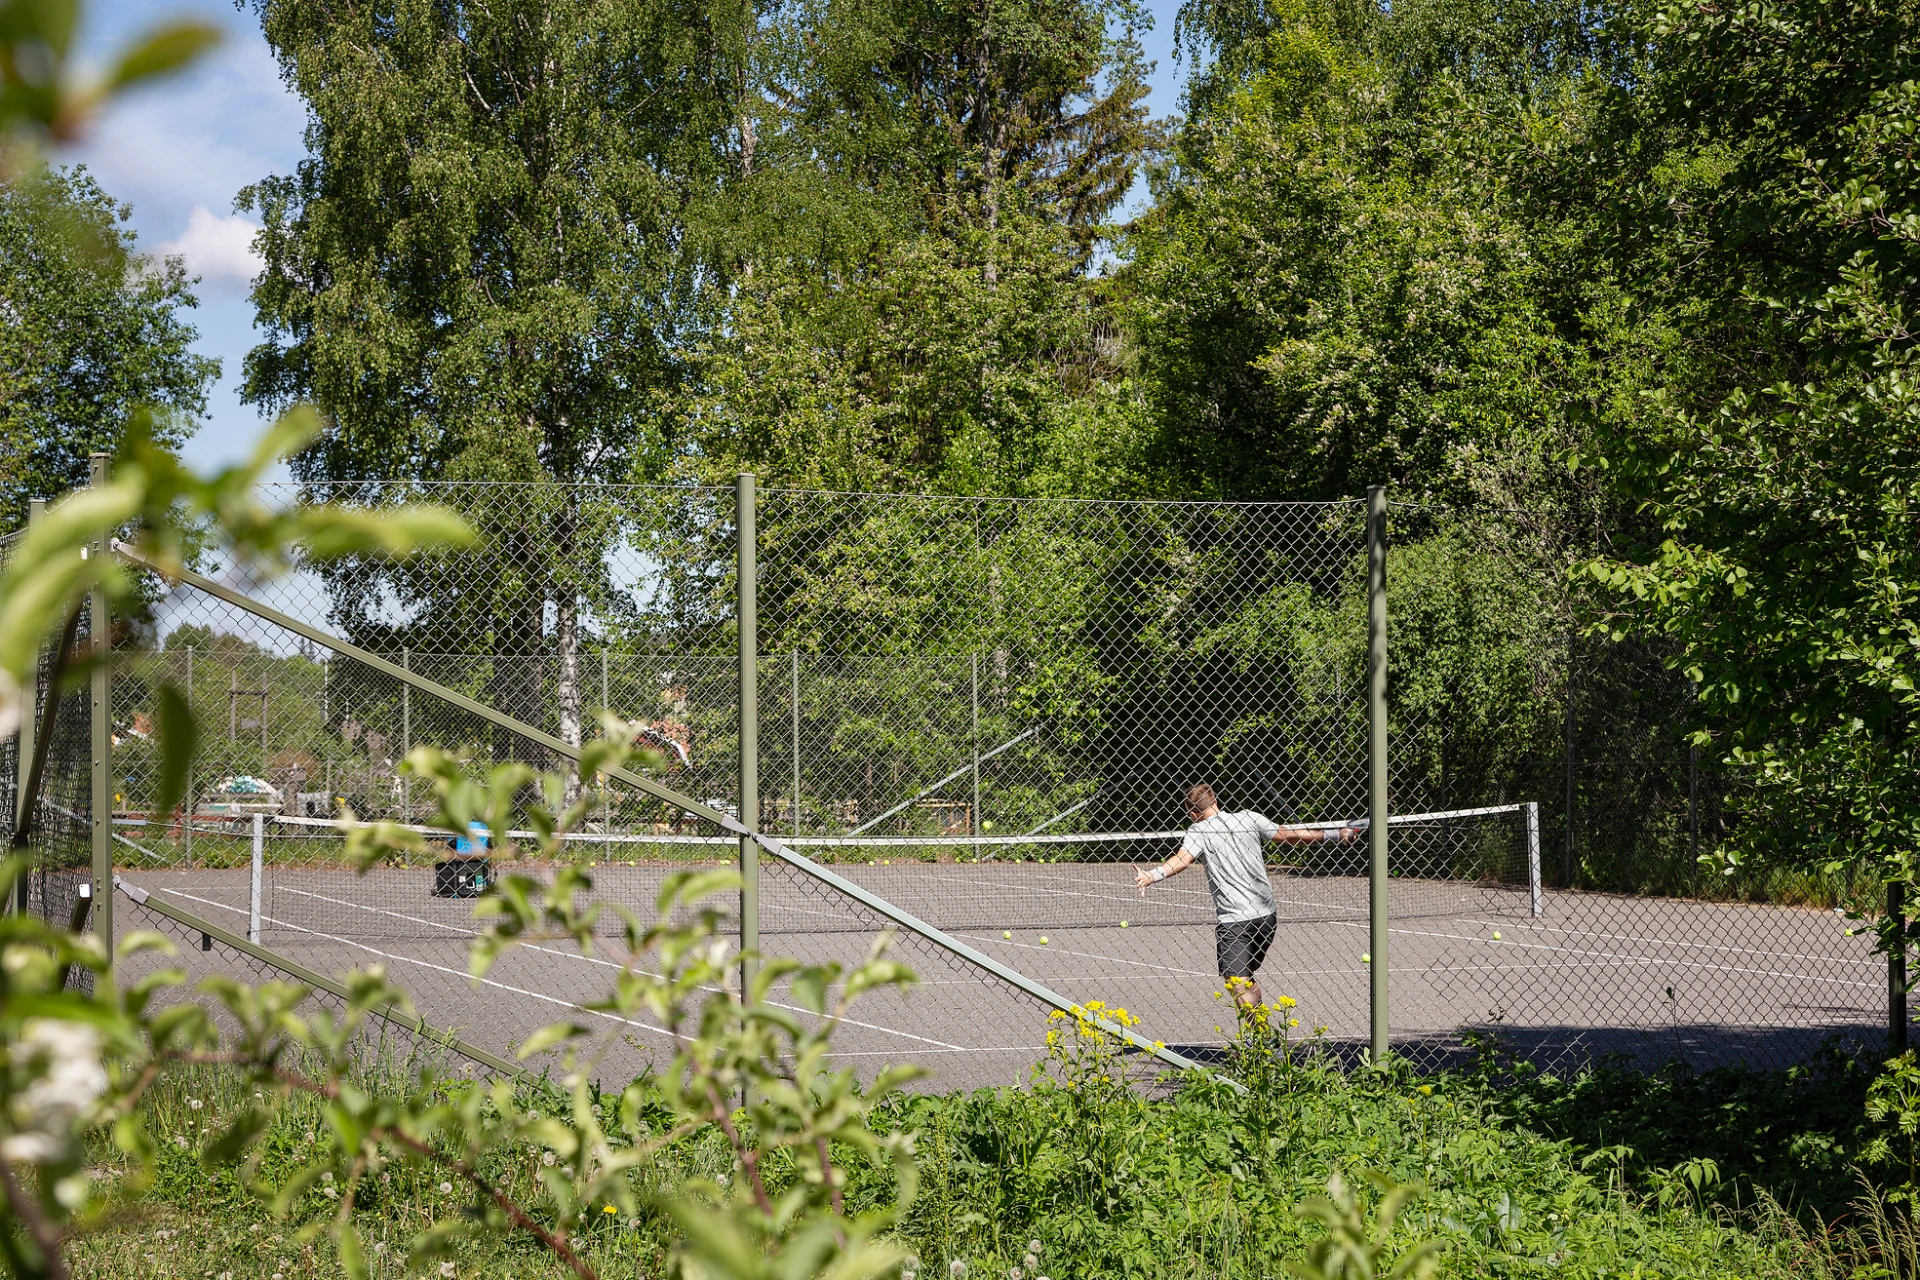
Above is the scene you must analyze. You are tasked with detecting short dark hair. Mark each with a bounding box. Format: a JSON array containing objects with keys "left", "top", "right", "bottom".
[{"left": 1183, "top": 783, "right": 1217, "bottom": 814}]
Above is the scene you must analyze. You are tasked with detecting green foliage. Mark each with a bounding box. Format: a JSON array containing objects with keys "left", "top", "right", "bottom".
[
  {"left": 1865, "top": 1051, "right": 1920, "bottom": 1200},
  {"left": 0, "top": 165, "right": 217, "bottom": 533},
  {"left": 690, "top": 207, "right": 1151, "bottom": 498},
  {"left": 1579, "top": 0, "right": 1920, "bottom": 917},
  {"left": 1125, "top": 0, "right": 1600, "bottom": 507}
]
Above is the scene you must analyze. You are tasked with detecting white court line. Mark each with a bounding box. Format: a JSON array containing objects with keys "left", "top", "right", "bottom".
[
  {"left": 269, "top": 884, "right": 972, "bottom": 1054},
  {"left": 1309, "top": 917, "right": 1885, "bottom": 990},
  {"left": 146, "top": 882, "right": 970, "bottom": 1054},
  {"left": 950, "top": 932, "right": 1218, "bottom": 979},
  {"left": 1440, "top": 912, "right": 1870, "bottom": 967},
  {"left": 138, "top": 884, "right": 677, "bottom": 1043}
]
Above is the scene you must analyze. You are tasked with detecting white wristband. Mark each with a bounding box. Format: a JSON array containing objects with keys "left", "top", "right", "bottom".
[
  {"left": 1321, "top": 828, "right": 1340, "bottom": 842},
  {"left": 1149, "top": 866, "right": 1168, "bottom": 883}
]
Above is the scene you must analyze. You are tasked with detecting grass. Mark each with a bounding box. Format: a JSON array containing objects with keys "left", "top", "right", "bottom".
[{"left": 62, "top": 1033, "right": 1917, "bottom": 1280}]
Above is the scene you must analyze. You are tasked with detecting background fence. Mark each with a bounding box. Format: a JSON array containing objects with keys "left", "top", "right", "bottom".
[{"left": 3, "top": 472, "right": 1891, "bottom": 1089}]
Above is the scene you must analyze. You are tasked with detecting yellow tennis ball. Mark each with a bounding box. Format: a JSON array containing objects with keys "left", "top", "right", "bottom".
[
  {"left": 1003, "top": 931, "right": 1012, "bottom": 939},
  {"left": 1492, "top": 931, "right": 1502, "bottom": 940},
  {"left": 1361, "top": 953, "right": 1371, "bottom": 963},
  {"left": 1120, "top": 920, "right": 1130, "bottom": 928},
  {"left": 1039, "top": 936, "right": 1049, "bottom": 944}
]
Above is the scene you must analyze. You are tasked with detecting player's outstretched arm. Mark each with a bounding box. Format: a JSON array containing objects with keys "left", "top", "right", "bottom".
[
  {"left": 1270, "top": 822, "right": 1366, "bottom": 845},
  {"left": 1135, "top": 848, "right": 1195, "bottom": 894}
]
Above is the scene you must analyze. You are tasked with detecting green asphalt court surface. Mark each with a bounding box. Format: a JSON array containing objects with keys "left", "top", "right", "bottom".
[{"left": 113, "top": 858, "right": 1884, "bottom": 1091}]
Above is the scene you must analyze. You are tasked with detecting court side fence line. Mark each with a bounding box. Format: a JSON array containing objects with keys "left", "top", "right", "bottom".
[{"left": 111, "top": 540, "right": 1227, "bottom": 1087}]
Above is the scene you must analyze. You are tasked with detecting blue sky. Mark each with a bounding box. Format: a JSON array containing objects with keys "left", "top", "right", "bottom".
[{"left": 59, "top": 1, "right": 1188, "bottom": 475}]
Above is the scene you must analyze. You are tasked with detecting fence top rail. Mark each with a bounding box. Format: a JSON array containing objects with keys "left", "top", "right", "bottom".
[{"left": 257, "top": 479, "right": 1369, "bottom": 512}]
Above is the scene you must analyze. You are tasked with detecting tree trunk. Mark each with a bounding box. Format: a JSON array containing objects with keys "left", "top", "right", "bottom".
[{"left": 555, "top": 494, "right": 583, "bottom": 805}]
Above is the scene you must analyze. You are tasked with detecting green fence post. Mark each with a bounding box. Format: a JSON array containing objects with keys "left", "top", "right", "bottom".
[
  {"left": 90, "top": 453, "right": 112, "bottom": 952},
  {"left": 738, "top": 474, "right": 759, "bottom": 1000},
  {"left": 1893, "top": 879, "right": 1909, "bottom": 1055},
  {"left": 12, "top": 499, "right": 44, "bottom": 913},
  {"left": 1367, "top": 483, "right": 1388, "bottom": 1065}
]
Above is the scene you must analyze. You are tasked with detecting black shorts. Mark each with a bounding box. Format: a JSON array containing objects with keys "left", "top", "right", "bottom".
[{"left": 1215, "top": 913, "right": 1277, "bottom": 980}]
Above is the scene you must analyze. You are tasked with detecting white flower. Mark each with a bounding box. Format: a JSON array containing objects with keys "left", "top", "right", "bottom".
[
  {"left": 541, "top": 1151, "right": 555, "bottom": 1167},
  {"left": 188, "top": 1098, "right": 203, "bottom": 1110},
  {"left": 1027, "top": 1242, "right": 1041, "bottom": 1256},
  {"left": 1009, "top": 1268, "right": 1022, "bottom": 1279},
  {"left": 304, "top": 1129, "right": 314, "bottom": 1141},
  {"left": 439, "top": 1181, "right": 454, "bottom": 1194},
  {"left": 372, "top": 1243, "right": 386, "bottom": 1256},
  {"left": 249, "top": 1225, "right": 260, "bottom": 1233},
  {"left": 1024, "top": 1255, "right": 1037, "bottom": 1270},
  {"left": 1, "top": 1019, "right": 107, "bottom": 1164},
  {"left": 320, "top": 1171, "right": 333, "bottom": 1184},
  {"left": 440, "top": 1262, "right": 456, "bottom": 1278},
  {"left": 172, "top": 1135, "right": 188, "bottom": 1149},
  {"left": 322, "top": 1186, "right": 339, "bottom": 1200}
]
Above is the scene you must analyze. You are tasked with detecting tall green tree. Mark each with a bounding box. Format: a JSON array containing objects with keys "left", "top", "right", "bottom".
[
  {"left": 240, "top": 0, "right": 752, "bottom": 762},
  {"left": 1125, "top": 0, "right": 1620, "bottom": 505},
  {"left": 1583, "top": 0, "right": 1920, "bottom": 920},
  {"left": 689, "top": 0, "right": 1162, "bottom": 493},
  {"left": 0, "top": 165, "right": 216, "bottom": 531}
]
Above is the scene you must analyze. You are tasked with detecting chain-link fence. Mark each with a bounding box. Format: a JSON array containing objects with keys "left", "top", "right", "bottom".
[{"left": 3, "top": 476, "right": 1892, "bottom": 1087}]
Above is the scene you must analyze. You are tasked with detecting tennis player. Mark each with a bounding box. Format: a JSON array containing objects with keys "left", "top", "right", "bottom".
[{"left": 1133, "top": 783, "right": 1364, "bottom": 1009}]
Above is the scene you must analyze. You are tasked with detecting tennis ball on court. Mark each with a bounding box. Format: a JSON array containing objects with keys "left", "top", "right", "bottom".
[
  {"left": 1003, "top": 931, "right": 1012, "bottom": 939},
  {"left": 1039, "top": 936, "right": 1049, "bottom": 944},
  {"left": 1361, "top": 953, "right": 1371, "bottom": 963},
  {"left": 1491, "top": 931, "right": 1502, "bottom": 940},
  {"left": 1120, "top": 920, "right": 1130, "bottom": 928}
]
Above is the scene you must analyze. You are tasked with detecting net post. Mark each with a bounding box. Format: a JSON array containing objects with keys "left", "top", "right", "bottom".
[
  {"left": 737, "top": 474, "right": 759, "bottom": 999},
  {"left": 1526, "top": 801, "right": 1541, "bottom": 917},
  {"left": 1367, "top": 483, "right": 1388, "bottom": 1065},
  {"left": 1893, "top": 879, "right": 1909, "bottom": 1056},
  {"left": 89, "top": 453, "right": 112, "bottom": 953},
  {"left": 250, "top": 811, "right": 264, "bottom": 945}
]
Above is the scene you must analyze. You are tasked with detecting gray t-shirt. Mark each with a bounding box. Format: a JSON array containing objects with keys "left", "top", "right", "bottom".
[{"left": 1183, "top": 810, "right": 1281, "bottom": 923}]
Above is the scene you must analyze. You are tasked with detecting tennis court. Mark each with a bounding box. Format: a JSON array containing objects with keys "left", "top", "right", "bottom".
[{"left": 113, "top": 846, "right": 1883, "bottom": 1090}]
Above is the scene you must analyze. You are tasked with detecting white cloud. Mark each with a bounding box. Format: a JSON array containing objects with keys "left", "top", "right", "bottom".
[{"left": 158, "top": 205, "right": 264, "bottom": 292}]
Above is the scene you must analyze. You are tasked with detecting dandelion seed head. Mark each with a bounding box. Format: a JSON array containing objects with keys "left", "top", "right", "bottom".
[
  {"left": 541, "top": 1151, "right": 555, "bottom": 1167},
  {"left": 951, "top": 1261, "right": 967, "bottom": 1277},
  {"left": 188, "top": 1098, "right": 203, "bottom": 1110},
  {"left": 441, "top": 1263, "right": 457, "bottom": 1278},
  {"left": 440, "top": 1181, "right": 453, "bottom": 1194},
  {"left": 1027, "top": 1242, "right": 1040, "bottom": 1255},
  {"left": 320, "top": 1171, "right": 333, "bottom": 1183}
]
